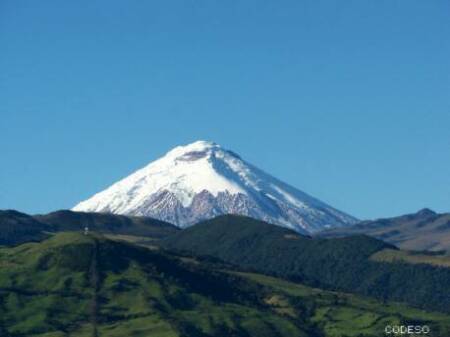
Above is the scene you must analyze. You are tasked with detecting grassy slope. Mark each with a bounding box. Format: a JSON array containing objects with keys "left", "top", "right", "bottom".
[
  {"left": 371, "top": 249, "right": 450, "bottom": 268},
  {"left": 234, "top": 272, "right": 450, "bottom": 337},
  {"left": 1, "top": 232, "right": 449, "bottom": 336},
  {"left": 0, "top": 232, "right": 311, "bottom": 337}
]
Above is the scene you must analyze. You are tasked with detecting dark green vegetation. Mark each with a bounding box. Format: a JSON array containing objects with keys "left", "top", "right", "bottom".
[
  {"left": 36, "top": 210, "right": 178, "bottom": 239},
  {"left": 319, "top": 208, "right": 450, "bottom": 253},
  {"left": 0, "top": 210, "right": 51, "bottom": 246},
  {"left": 0, "top": 209, "right": 178, "bottom": 246},
  {"left": 1, "top": 233, "right": 449, "bottom": 337},
  {"left": 162, "top": 215, "right": 450, "bottom": 314}
]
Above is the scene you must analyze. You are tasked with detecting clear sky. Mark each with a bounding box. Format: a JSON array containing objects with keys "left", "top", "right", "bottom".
[{"left": 1, "top": 0, "right": 449, "bottom": 219}]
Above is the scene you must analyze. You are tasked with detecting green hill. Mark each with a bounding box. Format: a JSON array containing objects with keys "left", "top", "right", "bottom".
[
  {"left": 162, "top": 215, "right": 450, "bottom": 313},
  {"left": 0, "top": 232, "right": 312, "bottom": 337},
  {"left": 1, "top": 232, "right": 449, "bottom": 337}
]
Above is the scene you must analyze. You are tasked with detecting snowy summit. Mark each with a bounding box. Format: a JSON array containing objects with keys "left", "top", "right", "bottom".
[{"left": 73, "top": 140, "right": 357, "bottom": 233}]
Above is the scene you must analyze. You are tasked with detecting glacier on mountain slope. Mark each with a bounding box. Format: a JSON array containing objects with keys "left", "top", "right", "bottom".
[{"left": 73, "top": 140, "right": 357, "bottom": 233}]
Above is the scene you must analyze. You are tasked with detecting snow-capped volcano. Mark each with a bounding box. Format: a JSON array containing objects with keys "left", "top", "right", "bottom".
[{"left": 73, "top": 140, "right": 357, "bottom": 233}]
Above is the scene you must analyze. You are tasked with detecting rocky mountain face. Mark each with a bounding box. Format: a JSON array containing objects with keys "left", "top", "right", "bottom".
[{"left": 73, "top": 140, "right": 357, "bottom": 233}]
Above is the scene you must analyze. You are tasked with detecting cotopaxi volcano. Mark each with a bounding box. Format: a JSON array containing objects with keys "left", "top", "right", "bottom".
[{"left": 73, "top": 140, "right": 357, "bottom": 233}]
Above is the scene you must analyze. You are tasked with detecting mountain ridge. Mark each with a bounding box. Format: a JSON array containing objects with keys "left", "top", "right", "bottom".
[
  {"left": 0, "top": 210, "right": 51, "bottom": 245},
  {"left": 0, "top": 209, "right": 178, "bottom": 246},
  {"left": 318, "top": 208, "right": 450, "bottom": 252}
]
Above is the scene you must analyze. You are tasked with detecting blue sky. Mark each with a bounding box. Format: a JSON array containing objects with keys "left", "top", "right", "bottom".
[{"left": 1, "top": 0, "right": 449, "bottom": 219}]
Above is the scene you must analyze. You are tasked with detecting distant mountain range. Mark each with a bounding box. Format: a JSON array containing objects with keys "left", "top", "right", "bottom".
[
  {"left": 3, "top": 206, "right": 450, "bottom": 255},
  {"left": 73, "top": 140, "right": 357, "bottom": 233},
  {"left": 318, "top": 208, "right": 450, "bottom": 252}
]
